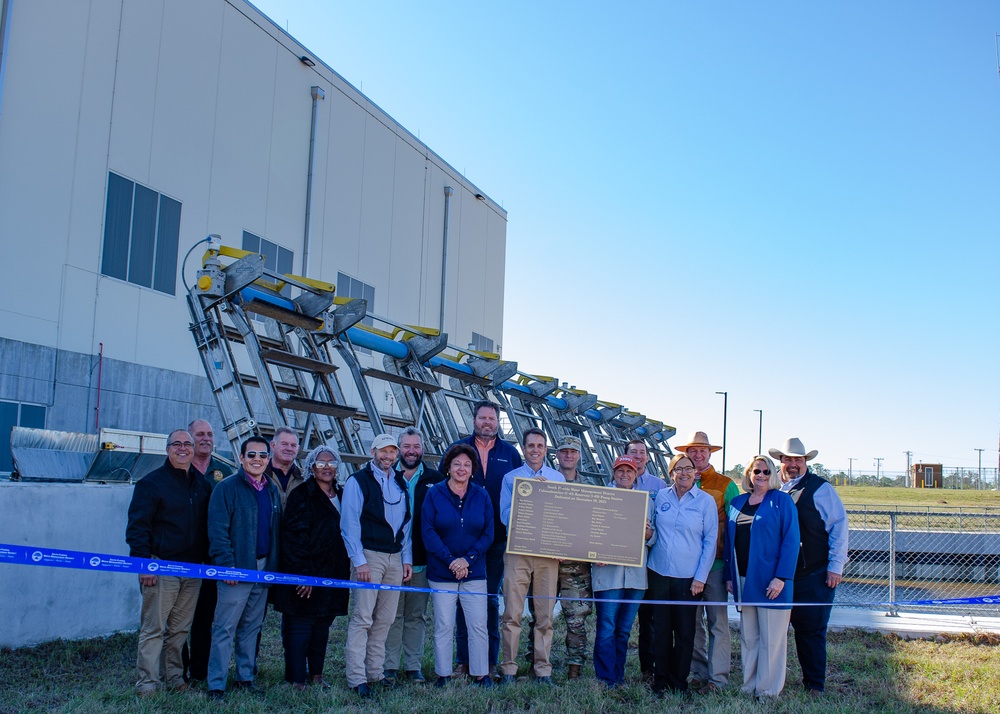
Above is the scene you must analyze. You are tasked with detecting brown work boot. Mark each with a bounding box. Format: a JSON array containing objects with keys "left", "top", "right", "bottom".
[
  {"left": 488, "top": 664, "right": 498, "bottom": 681},
  {"left": 567, "top": 665, "right": 581, "bottom": 680},
  {"left": 452, "top": 663, "right": 469, "bottom": 678}
]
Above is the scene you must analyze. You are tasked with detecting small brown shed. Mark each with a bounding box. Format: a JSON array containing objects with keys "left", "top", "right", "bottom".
[{"left": 911, "top": 462, "right": 942, "bottom": 488}]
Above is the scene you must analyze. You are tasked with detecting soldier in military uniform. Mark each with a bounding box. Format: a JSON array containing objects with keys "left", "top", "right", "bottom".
[{"left": 526, "top": 435, "right": 593, "bottom": 679}]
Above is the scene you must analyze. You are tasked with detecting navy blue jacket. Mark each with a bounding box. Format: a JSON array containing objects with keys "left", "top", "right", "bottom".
[
  {"left": 421, "top": 481, "right": 494, "bottom": 583},
  {"left": 446, "top": 435, "right": 521, "bottom": 543}
]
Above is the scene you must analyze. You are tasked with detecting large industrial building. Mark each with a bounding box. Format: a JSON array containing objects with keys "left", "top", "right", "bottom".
[{"left": 0, "top": 0, "right": 508, "bottom": 473}]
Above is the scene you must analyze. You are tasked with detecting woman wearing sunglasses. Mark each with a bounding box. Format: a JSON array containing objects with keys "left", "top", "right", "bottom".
[
  {"left": 273, "top": 444, "right": 351, "bottom": 690},
  {"left": 724, "top": 455, "right": 799, "bottom": 700}
]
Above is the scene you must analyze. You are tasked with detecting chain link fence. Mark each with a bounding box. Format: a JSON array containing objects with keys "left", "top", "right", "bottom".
[{"left": 841, "top": 508, "right": 1000, "bottom": 617}]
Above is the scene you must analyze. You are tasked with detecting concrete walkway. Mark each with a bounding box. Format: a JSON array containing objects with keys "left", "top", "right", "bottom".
[{"left": 727, "top": 605, "right": 1000, "bottom": 637}]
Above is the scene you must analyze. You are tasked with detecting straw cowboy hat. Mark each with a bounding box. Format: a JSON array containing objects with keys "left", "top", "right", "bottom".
[
  {"left": 673, "top": 431, "right": 722, "bottom": 453},
  {"left": 768, "top": 437, "right": 818, "bottom": 461}
]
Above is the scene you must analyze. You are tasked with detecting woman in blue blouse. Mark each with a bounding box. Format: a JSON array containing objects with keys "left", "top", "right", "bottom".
[
  {"left": 724, "top": 455, "right": 800, "bottom": 699},
  {"left": 646, "top": 453, "right": 718, "bottom": 695},
  {"left": 421, "top": 443, "right": 495, "bottom": 688}
]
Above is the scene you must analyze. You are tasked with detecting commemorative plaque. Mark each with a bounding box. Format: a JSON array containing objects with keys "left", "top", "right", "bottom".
[{"left": 505, "top": 478, "right": 650, "bottom": 567}]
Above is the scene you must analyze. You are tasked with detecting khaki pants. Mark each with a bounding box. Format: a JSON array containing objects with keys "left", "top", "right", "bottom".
[
  {"left": 136, "top": 575, "right": 201, "bottom": 691},
  {"left": 500, "top": 553, "right": 558, "bottom": 677},
  {"left": 384, "top": 568, "right": 430, "bottom": 673},
  {"left": 690, "top": 567, "right": 731, "bottom": 686},
  {"left": 740, "top": 605, "right": 792, "bottom": 697},
  {"left": 345, "top": 550, "right": 403, "bottom": 687}
]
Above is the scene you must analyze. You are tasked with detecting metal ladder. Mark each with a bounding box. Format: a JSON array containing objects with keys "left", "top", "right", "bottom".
[{"left": 185, "top": 237, "right": 676, "bottom": 482}]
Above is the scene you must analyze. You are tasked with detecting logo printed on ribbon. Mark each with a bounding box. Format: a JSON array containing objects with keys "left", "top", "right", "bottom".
[{"left": 89, "top": 557, "right": 101, "bottom": 567}]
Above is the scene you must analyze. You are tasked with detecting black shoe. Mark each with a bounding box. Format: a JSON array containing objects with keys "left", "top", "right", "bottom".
[
  {"left": 534, "top": 676, "right": 555, "bottom": 686},
  {"left": 406, "top": 670, "right": 427, "bottom": 684},
  {"left": 473, "top": 676, "right": 495, "bottom": 688},
  {"left": 352, "top": 682, "right": 373, "bottom": 697},
  {"left": 499, "top": 674, "right": 517, "bottom": 686},
  {"left": 378, "top": 676, "right": 402, "bottom": 689},
  {"left": 206, "top": 689, "right": 224, "bottom": 700},
  {"left": 233, "top": 680, "right": 261, "bottom": 697},
  {"left": 435, "top": 676, "right": 449, "bottom": 688}
]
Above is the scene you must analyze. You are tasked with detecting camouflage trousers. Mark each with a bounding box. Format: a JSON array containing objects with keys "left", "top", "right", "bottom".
[{"left": 527, "top": 560, "right": 593, "bottom": 665}]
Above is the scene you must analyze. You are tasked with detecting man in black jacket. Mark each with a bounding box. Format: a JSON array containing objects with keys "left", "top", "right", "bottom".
[
  {"left": 126, "top": 429, "right": 211, "bottom": 695},
  {"left": 383, "top": 427, "right": 444, "bottom": 683}
]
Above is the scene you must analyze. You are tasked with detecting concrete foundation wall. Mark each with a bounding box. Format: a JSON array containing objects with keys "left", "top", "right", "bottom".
[{"left": 0, "top": 482, "right": 139, "bottom": 648}]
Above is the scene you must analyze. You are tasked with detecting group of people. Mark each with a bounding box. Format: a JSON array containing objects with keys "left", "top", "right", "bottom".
[{"left": 124, "top": 402, "right": 848, "bottom": 702}]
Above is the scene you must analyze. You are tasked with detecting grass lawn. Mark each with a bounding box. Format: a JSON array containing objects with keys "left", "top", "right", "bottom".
[
  {"left": 834, "top": 486, "right": 1000, "bottom": 510},
  {"left": 3, "top": 611, "right": 1000, "bottom": 713}
]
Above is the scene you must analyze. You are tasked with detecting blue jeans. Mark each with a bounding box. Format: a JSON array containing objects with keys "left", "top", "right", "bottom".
[
  {"left": 593, "top": 589, "right": 644, "bottom": 685},
  {"left": 790, "top": 567, "right": 836, "bottom": 692},
  {"left": 281, "top": 613, "right": 334, "bottom": 684},
  {"left": 456, "top": 540, "right": 504, "bottom": 666},
  {"left": 207, "top": 581, "right": 269, "bottom": 691}
]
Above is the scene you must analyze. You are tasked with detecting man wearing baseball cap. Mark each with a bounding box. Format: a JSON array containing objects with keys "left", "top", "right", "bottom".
[
  {"left": 341, "top": 434, "right": 413, "bottom": 697},
  {"left": 674, "top": 431, "right": 739, "bottom": 695},
  {"left": 772, "top": 437, "right": 848, "bottom": 697}
]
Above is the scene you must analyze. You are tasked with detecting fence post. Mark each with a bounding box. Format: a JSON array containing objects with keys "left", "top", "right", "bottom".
[{"left": 887, "top": 512, "right": 898, "bottom": 617}]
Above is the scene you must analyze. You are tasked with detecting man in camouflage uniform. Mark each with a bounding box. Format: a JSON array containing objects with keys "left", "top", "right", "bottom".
[{"left": 527, "top": 435, "right": 592, "bottom": 679}]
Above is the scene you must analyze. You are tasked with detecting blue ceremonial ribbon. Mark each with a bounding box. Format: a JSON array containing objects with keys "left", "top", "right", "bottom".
[{"left": 3, "top": 543, "right": 1000, "bottom": 608}]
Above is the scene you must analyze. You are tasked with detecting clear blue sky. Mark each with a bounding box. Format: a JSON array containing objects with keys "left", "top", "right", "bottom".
[{"left": 251, "top": 1, "right": 999, "bottom": 476}]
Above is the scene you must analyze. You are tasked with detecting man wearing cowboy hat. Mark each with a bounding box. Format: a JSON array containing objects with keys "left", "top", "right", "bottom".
[
  {"left": 673, "top": 431, "right": 739, "bottom": 694},
  {"left": 771, "top": 437, "right": 848, "bottom": 697}
]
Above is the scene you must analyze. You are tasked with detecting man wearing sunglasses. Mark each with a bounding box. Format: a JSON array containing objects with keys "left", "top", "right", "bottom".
[
  {"left": 205, "top": 436, "right": 282, "bottom": 700},
  {"left": 126, "top": 429, "right": 212, "bottom": 696},
  {"left": 341, "top": 433, "right": 413, "bottom": 697},
  {"left": 673, "top": 431, "right": 739, "bottom": 695},
  {"left": 772, "top": 437, "right": 848, "bottom": 697}
]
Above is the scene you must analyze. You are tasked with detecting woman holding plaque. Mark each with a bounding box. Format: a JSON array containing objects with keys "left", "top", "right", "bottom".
[
  {"left": 273, "top": 444, "right": 351, "bottom": 690},
  {"left": 591, "top": 455, "right": 655, "bottom": 689},
  {"left": 421, "top": 443, "right": 495, "bottom": 687},
  {"left": 724, "top": 455, "right": 799, "bottom": 699},
  {"left": 646, "top": 453, "right": 718, "bottom": 696}
]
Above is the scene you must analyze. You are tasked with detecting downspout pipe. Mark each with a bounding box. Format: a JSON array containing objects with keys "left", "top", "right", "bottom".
[
  {"left": 439, "top": 186, "right": 454, "bottom": 332},
  {"left": 302, "top": 85, "right": 325, "bottom": 276}
]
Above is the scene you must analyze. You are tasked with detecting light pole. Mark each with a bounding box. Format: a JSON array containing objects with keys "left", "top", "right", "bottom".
[
  {"left": 753, "top": 409, "right": 763, "bottom": 454},
  {"left": 848, "top": 457, "right": 856, "bottom": 486},
  {"left": 875, "top": 457, "right": 883, "bottom": 483},
  {"left": 715, "top": 391, "right": 728, "bottom": 474},
  {"left": 975, "top": 448, "right": 985, "bottom": 490}
]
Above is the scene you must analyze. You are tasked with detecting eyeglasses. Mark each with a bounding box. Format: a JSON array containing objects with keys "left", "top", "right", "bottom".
[
  {"left": 753, "top": 469, "right": 771, "bottom": 475},
  {"left": 673, "top": 466, "right": 696, "bottom": 474},
  {"left": 243, "top": 450, "right": 269, "bottom": 459},
  {"left": 167, "top": 441, "right": 194, "bottom": 449},
  {"left": 313, "top": 461, "right": 338, "bottom": 469}
]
